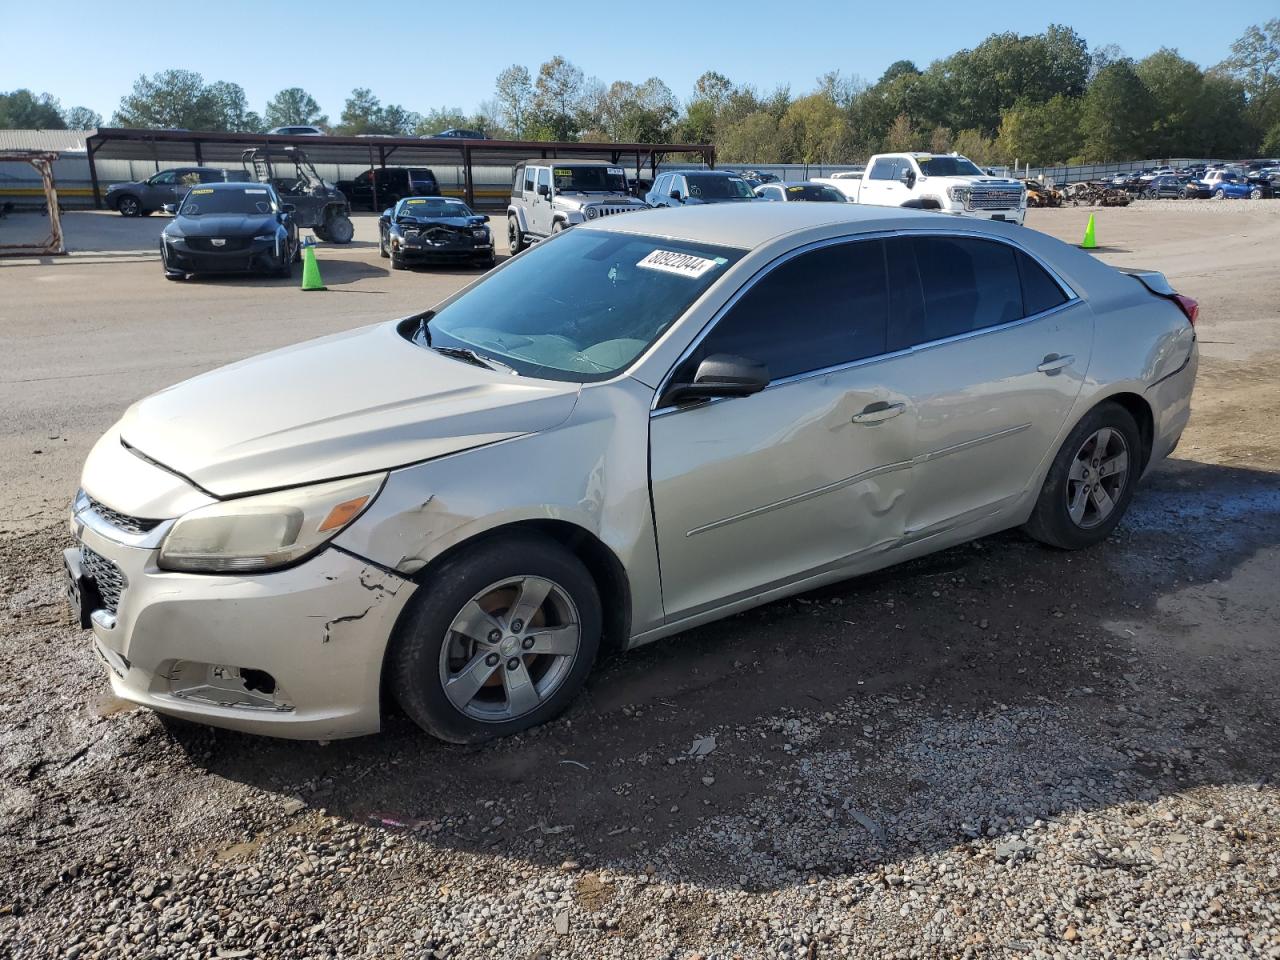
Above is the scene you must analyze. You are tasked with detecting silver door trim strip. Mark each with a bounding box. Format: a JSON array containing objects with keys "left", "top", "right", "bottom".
[{"left": 684, "top": 422, "right": 1031, "bottom": 538}]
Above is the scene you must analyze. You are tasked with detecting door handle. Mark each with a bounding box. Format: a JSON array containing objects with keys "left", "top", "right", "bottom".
[
  {"left": 852, "top": 401, "right": 906, "bottom": 424},
  {"left": 1036, "top": 353, "right": 1075, "bottom": 374}
]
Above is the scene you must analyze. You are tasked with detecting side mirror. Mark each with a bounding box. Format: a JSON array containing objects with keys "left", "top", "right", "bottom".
[
  {"left": 161, "top": 203, "right": 177, "bottom": 215},
  {"left": 899, "top": 170, "right": 916, "bottom": 188},
  {"left": 669, "top": 190, "right": 683, "bottom": 202},
  {"left": 537, "top": 183, "right": 550, "bottom": 197},
  {"left": 662, "top": 354, "right": 769, "bottom": 406},
  {"left": 481, "top": 214, "right": 490, "bottom": 222}
]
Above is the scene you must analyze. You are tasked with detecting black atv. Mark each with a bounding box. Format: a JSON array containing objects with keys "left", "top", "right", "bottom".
[{"left": 241, "top": 146, "right": 354, "bottom": 244}]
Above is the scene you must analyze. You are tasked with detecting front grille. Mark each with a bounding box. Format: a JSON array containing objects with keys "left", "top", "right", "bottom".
[
  {"left": 87, "top": 496, "right": 162, "bottom": 536},
  {"left": 81, "top": 546, "right": 127, "bottom": 614},
  {"left": 588, "top": 205, "right": 642, "bottom": 219},
  {"left": 966, "top": 189, "right": 1022, "bottom": 211},
  {"left": 185, "top": 237, "right": 253, "bottom": 252}
]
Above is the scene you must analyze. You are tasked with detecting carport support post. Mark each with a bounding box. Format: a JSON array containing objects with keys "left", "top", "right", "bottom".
[
  {"left": 87, "top": 139, "right": 103, "bottom": 209},
  {"left": 463, "top": 145, "right": 474, "bottom": 208},
  {"left": 369, "top": 144, "right": 378, "bottom": 211},
  {"left": 193, "top": 139, "right": 203, "bottom": 168}
]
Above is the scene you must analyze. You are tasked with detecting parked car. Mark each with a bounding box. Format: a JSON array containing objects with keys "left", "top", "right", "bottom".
[
  {"left": 644, "top": 170, "right": 758, "bottom": 207},
  {"left": 68, "top": 203, "right": 1198, "bottom": 742},
  {"left": 839, "top": 153, "right": 1027, "bottom": 224},
  {"left": 158, "top": 181, "right": 299, "bottom": 280},
  {"left": 425, "top": 128, "right": 488, "bottom": 139},
  {"left": 1185, "top": 170, "right": 1268, "bottom": 199},
  {"left": 737, "top": 170, "right": 781, "bottom": 187},
  {"left": 378, "top": 196, "right": 494, "bottom": 269},
  {"left": 267, "top": 125, "right": 324, "bottom": 136},
  {"left": 1145, "top": 167, "right": 1176, "bottom": 180},
  {"left": 106, "top": 167, "right": 247, "bottom": 217},
  {"left": 507, "top": 160, "right": 648, "bottom": 252},
  {"left": 754, "top": 181, "right": 849, "bottom": 202},
  {"left": 1142, "top": 175, "right": 1184, "bottom": 199},
  {"left": 811, "top": 171, "right": 866, "bottom": 200},
  {"left": 241, "top": 147, "right": 354, "bottom": 243},
  {"left": 338, "top": 167, "right": 440, "bottom": 211}
]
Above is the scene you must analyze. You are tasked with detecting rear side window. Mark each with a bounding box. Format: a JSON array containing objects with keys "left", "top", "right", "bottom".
[
  {"left": 909, "top": 236, "right": 1023, "bottom": 342},
  {"left": 513, "top": 165, "right": 524, "bottom": 193},
  {"left": 869, "top": 158, "right": 897, "bottom": 180},
  {"left": 1016, "top": 250, "right": 1069, "bottom": 316},
  {"left": 685, "top": 240, "right": 888, "bottom": 382},
  {"left": 524, "top": 167, "right": 536, "bottom": 192}
]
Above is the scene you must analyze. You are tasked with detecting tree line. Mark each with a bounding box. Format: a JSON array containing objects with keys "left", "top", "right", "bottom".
[{"left": 4, "top": 20, "right": 1277, "bottom": 164}]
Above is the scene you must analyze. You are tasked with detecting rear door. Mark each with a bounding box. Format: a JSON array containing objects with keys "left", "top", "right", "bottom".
[
  {"left": 650, "top": 238, "right": 918, "bottom": 620},
  {"left": 883, "top": 233, "right": 1092, "bottom": 541},
  {"left": 860, "top": 158, "right": 901, "bottom": 207}
]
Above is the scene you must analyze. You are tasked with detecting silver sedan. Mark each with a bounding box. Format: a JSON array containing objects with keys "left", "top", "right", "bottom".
[{"left": 68, "top": 203, "right": 1198, "bottom": 742}]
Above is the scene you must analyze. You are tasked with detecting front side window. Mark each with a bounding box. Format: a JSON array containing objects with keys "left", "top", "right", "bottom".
[
  {"left": 419, "top": 230, "right": 744, "bottom": 382},
  {"left": 149, "top": 171, "right": 178, "bottom": 185},
  {"left": 536, "top": 167, "right": 551, "bottom": 192},
  {"left": 676, "top": 240, "right": 889, "bottom": 384},
  {"left": 685, "top": 174, "right": 755, "bottom": 200}
]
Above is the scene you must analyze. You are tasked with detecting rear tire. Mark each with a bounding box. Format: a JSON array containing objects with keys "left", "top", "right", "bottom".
[
  {"left": 507, "top": 215, "right": 525, "bottom": 254},
  {"left": 378, "top": 231, "right": 390, "bottom": 258},
  {"left": 325, "top": 214, "right": 354, "bottom": 244},
  {"left": 1023, "top": 402, "right": 1142, "bottom": 550},
  {"left": 389, "top": 533, "right": 601, "bottom": 743}
]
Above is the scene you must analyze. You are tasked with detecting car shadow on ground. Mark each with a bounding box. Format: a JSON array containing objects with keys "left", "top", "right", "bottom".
[
  {"left": 171, "top": 457, "right": 1280, "bottom": 891},
  {"left": 179, "top": 258, "right": 388, "bottom": 288}
]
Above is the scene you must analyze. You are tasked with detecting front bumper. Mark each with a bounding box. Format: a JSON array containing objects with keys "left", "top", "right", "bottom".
[
  {"left": 395, "top": 236, "right": 493, "bottom": 260},
  {"left": 162, "top": 237, "right": 286, "bottom": 275},
  {"left": 67, "top": 510, "right": 416, "bottom": 739}
]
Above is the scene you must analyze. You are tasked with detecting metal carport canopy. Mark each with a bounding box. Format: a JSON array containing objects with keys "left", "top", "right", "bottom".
[{"left": 83, "top": 128, "right": 716, "bottom": 208}]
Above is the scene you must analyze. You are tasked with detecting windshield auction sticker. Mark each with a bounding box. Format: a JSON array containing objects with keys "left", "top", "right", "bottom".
[{"left": 637, "top": 249, "right": 721, "bottom": 278}]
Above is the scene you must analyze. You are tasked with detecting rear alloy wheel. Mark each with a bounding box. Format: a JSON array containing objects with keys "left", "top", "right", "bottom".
[
  {"left": 1213, "top": 188, "right": 1225, "bottom": 200},
  {"left": 1250, "top": 188, "right": 1263, "bottom": 200},
  {"left": 507, "top": 216, "right": 525, "bottom": 254},
  {"left": 1024, "top": 402, "right": 1141, "bottom": 550},
  {"left": 389, "top": 534, "right": 601, "bottom": 743},
  {"left": 116, "top": 195, "right": 142, "bottom": 217}
]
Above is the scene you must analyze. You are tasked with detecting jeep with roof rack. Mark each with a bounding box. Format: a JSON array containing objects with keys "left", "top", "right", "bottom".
[{"left": 506, "top": 160, "right": 649, "bottom": 253}]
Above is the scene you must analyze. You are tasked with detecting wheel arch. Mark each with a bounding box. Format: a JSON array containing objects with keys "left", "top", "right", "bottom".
[
  {"left": 506, "top": 205, "right": 529, "bottom": 233},
  {"left": 404, "top": 518, "right": 632, "bottom": 657}
]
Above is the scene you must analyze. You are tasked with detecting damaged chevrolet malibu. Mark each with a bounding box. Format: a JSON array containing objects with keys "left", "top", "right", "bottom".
[{"left": 67, "top": 203, "right": 1198, "bottom": 743}]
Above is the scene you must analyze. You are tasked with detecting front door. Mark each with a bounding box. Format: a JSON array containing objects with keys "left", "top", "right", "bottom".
[
  {"left": 882, "top": 233, "right": 1093, "bottom": 541},
  {"left": 650, "top": 238, "right": 917, "bottom": 621}
]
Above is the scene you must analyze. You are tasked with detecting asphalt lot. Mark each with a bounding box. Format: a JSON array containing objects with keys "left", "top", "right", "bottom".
[{"left": 2, "top": 204, "right": 1279, "bottom": 959}]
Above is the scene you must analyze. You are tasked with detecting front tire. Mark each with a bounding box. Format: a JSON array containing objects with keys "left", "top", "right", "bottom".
[
  {"left": 1213, "top": 189, "right": 1225, "bottom": 200},
  {"left": 325, "top": 214, "right": 354, "bottom": 244},
  {"left": 1024, "top": 402, "right": 1141, "bottom": 550},
  {"left": 507, "top": 215, "right": 525, "bottom": 254},
  {"left": 116, "top": 195, "right": 142, "bottom": 217},
  {"left": 1250, "top": 188, "right": 1262, "bottom": 200},
  {"left": 389, "top": 534, "right": 601, "bottom": 743},
  {"left": 378, "top": 230, "right": 390, "bottom": 258}
]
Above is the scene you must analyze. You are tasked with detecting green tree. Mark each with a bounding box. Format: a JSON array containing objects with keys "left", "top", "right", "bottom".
[
  {"left": 996, "top": 95, "right": 1082, "bottom": 165},
  {"left": 952, "top": 128, "right": 996, "bottom": 165},
  {"left": 533, "top": 55, "right": 584, "bottom": 140},
  {"left": 1215, "top": 20, "right": 1280, "bottom": 136},
  {"left": 717, "top": 110, "right": 787, "bottom": 163},
  {"left": 928, "top": 125, "right": 953, "bottom": 153},
  {"left": 264, "top": 88, "right": 327, "bottom": 129},
  {"left": 1078, "top": 61, "right": 1158, "bottom": 161},
  {"left": 884, "top": 113, "right": 919, "bottom": 152},
  {"left": 379, "top": 104, "right": 421, "bottom": 136},
  {"left": 1135, "top": 49, "right": 1206, "bottom": 155},
  {"left": 337, "top": 87, "right": 383, "bottom": 135},
  {"left": 62, "top": 105, "right": 102, "bottom": 130},
  {"left": 494, "top": 65, "right": 533, "bottom": 138},
  {"left": 207, "top": 81, "right": 261, "bottom": 132},
  {"left": 112, "top": 70, "right": 223, "bottom": 129},
  {"left": 781, "top": 93, "right": 850, "bottom": 163},
  {"left": 0, "top": 89, "right": 66, "bottom": 128}
]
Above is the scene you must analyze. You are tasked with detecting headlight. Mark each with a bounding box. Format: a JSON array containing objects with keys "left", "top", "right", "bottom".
[
  {"left": 947, "top": 186, "right": 970, "bottom": 203},
  {"left": 585, "top": 206, "right": 598, "bottom": 220},
  {"left": 157, "top": 473, "right": 385, "bottom": 573},
  {"left": 472, "top": 227, "right": 488, "bottom": 239}
]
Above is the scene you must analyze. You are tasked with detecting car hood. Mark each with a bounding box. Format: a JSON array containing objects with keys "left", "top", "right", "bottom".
[
  {"left": 117, "top": 322, "right": 581, "bottom": 497},
  {"left": 167, "top": 214, "right": 278, "bottom": 237},
  {"left": 395, "top": 215, "right": 485, "bottom": 227}
]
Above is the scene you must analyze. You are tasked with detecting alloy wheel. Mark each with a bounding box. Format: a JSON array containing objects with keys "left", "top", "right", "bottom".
[
  {"left": 1065, "top": 427, "right": 1129, "bottom": 529},
  {"left": 438, "top": 576, "right": 581, "bottom": 722}
]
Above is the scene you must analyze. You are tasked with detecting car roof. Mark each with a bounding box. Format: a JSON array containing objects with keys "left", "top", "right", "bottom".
[
  {"left": 520, "top": 159, "right": 617, "bottom": 167},
  {"left": 666, "top": 169, "right": 743, "bottom": 176},
  {"left": 194, "top": 181, "right": 274, "bottom": 191},
  {"left": 586, "top": 202, "right": 964, "bottom": 250}
]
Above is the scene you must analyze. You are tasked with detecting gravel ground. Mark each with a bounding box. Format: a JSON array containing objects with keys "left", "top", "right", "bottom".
[{"left": 2, "top": 205, "right": 1279, "bottom": 959}]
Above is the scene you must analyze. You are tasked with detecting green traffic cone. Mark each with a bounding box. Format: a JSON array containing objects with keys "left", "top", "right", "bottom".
[
  {"left": 301, "top": 240, "right": 326, "bottom": 291},
  {"left": 1080, "top": 213, "right": 1097, "bottom": 249}
]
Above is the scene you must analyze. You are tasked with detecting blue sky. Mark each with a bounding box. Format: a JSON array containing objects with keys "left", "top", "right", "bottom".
[{"left": 0, "top": 0, "right": 1257, "bottom": 121}]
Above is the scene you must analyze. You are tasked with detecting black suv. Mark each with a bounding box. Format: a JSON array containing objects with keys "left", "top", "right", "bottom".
[{"left": 338, "top": 168, "right": 441, "bottom": 210}]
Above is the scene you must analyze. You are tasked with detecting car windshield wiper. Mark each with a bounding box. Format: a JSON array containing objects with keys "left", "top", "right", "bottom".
[{"left": 432, "top": 346, "right": 517, "bottom": 375}]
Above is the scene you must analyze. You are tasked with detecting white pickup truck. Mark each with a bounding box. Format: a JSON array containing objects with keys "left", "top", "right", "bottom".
[{"left": 817, "top": 152, "right": 1027, "bottom": 225}]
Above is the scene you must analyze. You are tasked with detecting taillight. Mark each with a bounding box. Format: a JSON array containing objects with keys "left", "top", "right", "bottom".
[{"left": 1171, "top": 294, "right": 1199, "bottom": 326}]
